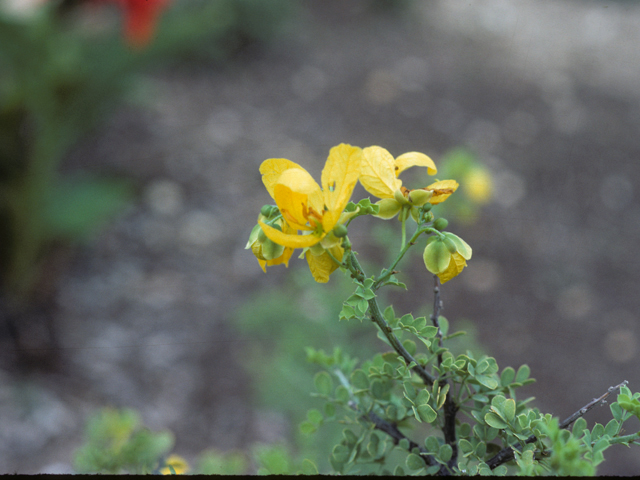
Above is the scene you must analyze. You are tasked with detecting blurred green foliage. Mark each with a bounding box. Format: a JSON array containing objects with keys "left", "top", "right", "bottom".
[
  {"left": 73, "top": 408, "right": 174, "bottom": 474},
  {"left": 234, "top": 267, "right": 377, "bottom": 471},
  {"left": 73, "top": 407, "right": 318, "bottom": 474},
  {"left": 0, "top": 0, "right": 294, "bottom": 308}
]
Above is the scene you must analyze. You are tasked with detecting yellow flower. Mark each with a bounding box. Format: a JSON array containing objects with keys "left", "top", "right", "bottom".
[
  {"left": 358, "top": 146, "right": 459, "bottom": 219},
  {"left": 160, "top": 454, "right": 189, "bottom": 475},
  {"left": 464, "top": 167, "right": 492, "bottom": 204},
  {"left": 422, "top": 232, "right": 472, "bottom": 283},
  {"left": 246, "top": 212, "right": 296, "bottom": 273},
  {"left": 257, "top": 143, "right": 363, "bottom": 282}
]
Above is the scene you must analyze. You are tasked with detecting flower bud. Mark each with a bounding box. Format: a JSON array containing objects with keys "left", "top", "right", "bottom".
[
  {"left": 333, "top": 224, "right": 348, "bottom": 238},
  {"left": 423, "top": 239, "right": 452, "bottom": 274},
  {"left": 408, "top": 189, "right": 433, "bottom": 206},
  {"left": 257, "top": 227, "right": 268, "bottom": 243},
  {"left": 259, "top": 238, "right": 285, "bottom": 260},
  {"left": 433, "top": 217, "right": 448, "bottom": 231},
  {"left": 260, "top": 204, "right": 274, "bottom": 217},
  {"left": 374, "top": 198, "right": 402, "bottom": 219}
]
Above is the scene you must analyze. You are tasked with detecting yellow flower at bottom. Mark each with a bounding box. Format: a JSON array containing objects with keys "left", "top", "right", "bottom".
[{"left": 160, "top": 454, "right": 189, "bottom": 475}]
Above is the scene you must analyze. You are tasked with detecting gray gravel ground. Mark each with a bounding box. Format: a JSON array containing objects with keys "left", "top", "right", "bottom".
[{"left": 2, "top": 0, "right": 640, "bottom": 474}]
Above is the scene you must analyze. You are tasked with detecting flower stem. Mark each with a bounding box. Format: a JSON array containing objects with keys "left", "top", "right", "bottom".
[{"left": 346, "top": 251, "right": 436, "bottom": 386}]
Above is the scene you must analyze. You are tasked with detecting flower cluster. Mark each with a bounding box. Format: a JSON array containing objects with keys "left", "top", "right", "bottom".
[{"left": 247, "top": 143, "right": 472, "bottom": 283}]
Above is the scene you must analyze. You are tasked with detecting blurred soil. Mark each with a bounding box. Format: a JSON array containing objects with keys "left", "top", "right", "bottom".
[{"left": 2, "top": 0, "right": 640, "bottom": 475}]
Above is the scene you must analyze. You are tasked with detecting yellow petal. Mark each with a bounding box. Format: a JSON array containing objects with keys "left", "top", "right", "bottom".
[
  {"left": 438, "top": 252, "right": 467, "bottom": 284},
  {"left": 259, "top": 219, "right": 321, "bottom": 248},
  {"left": 274, "top": 184, "right": 312, "bottom": 230},
  {"left": 306, "top": 245, "right": 343, "bottom": 283},
  {"left": 360, "top": 146, "right": 401, "bottom": 198},
  {"left": 395, "top": 151, "right": 437, "bottom": 176},
  {"left": 321, "top": 144, "right": 362, "bottom": 231},
  {"left": 427, "top": 179, "right": 459, "bottom": 204},
  {"left": 260, "top": 158, "right": 305, "bottom": 199}
]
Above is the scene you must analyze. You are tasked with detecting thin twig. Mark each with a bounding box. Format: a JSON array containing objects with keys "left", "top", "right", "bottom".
[
  {"left": 346, "top": 251, "right": 437, "bottom": 386},
  {"left": 485, "top": 381, "right": 629, "bottom": 469},
  {"left": 430, "top": 275, "right": 458, "bottom": 472}
]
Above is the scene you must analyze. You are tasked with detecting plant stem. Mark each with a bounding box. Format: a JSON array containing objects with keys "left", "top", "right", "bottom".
[
  {"left": 346, "top": 251, "right": 436, "bottom": 386},
  {"left": 374, "top": 225, "right": 438, "bottom": 289},
  {"left": 486, "top": 381, "right": 629, "bottom": 469}
]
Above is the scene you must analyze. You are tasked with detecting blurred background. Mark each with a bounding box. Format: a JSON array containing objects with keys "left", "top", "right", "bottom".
[{"left": 1, "top": 0, "right": 639, "bottom": 475}]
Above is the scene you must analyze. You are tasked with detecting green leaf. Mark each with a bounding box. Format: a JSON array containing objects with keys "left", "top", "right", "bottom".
[
  {"left": 439, "top": 444, "right": 453, "bottom": 462},
  {"left": 331, "top": 444, "right": 350, "bottom": 463},
  {"left": 356, "top": 298, "right": 369, "bottom": 316},
  {"left": 420, "top": 326, "right": 439, "bottom": 338},
  {"left": 335, "top": 385, "right": 350, "bottom": 403},
  {"left": 459, "top": 439, "right": 474, "bottom": 456},
  {"left": 502, "top": 398, "right": 516, "bottom": 422},
  {"left": 500, "top": 367, "right": 515, "bottom": 386},
  {"left": 476, "top": 374, "right": 499, "bottom": 390},
  {"left": 610, "top": 402, "right": 624, "bottom": 422},
  {"left": 437, "top": 316, "right": 449, "bottom": 336},
  {"left": 324, "top": 403, "right": 336, "bottom": 418},
  {"left": 572, "top": 417, "right": 588, "bottom": 437},
  {"left": 314, "top": 372, "right": 333, "bottom": 396},
  {"left": 484, "top": 412, "right": 508, "bottom": 429},
  {"left": 299, "top": 421, "right": 317, "bottom": 435},
  {"left": 603, "top": 419, "right": 619, "bottom": 437},
  {"left": 402, "top": 339, "right": 417, "bottom": 356},
  {"left": 339, "top": 304, "right": 356, "bottom": 321},
  {"left": 350, "top": 369, "right": 370, "bottom": 390},
  {"left": 370, "top": 379, "right": 388, "bottom": 400},
  {"left": 342, "top": 429, "right": 359, "bottom": 446},
  {"left": 437, "top": 384, "right": 450, "bottom": 410},
  {"left": 515, "top": 364, "right": 531, "bottom": 383},
  {"left": 300, "top": 459, "right": 318, "bottom": 475},
  {"left": 306, "top": 409, "right": 323, "bottom": 425},
  {"left": 405, "top": 453, "right": 426, "bottom": 471},
  {"left": 425, "top": 436, "right": 440, "bottom": 453},
  {"left": 417, "top": 404, "right": 437, "bottom": 423}
]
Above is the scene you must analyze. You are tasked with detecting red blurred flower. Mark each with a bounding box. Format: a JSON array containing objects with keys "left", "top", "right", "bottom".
[{"left": 108, "top": 0, "right": 170, "bottom": 48}]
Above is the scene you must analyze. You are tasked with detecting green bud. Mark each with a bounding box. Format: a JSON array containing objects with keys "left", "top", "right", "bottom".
[
  {"left": 423, "top": 239, "right": 452, "bottom": 274},
  {"left": 333, "top": 224, "right": 348, "bottom": 238},
  {"left": 374, "top": 198, "right": 402, "bottom": 219},
  {"left": 433, "top": 218, "right": 448, "bottom": 231},
  {"left": 408, "top": 189, "right": 433, "bottom": 206},
  {"left": 261, "top": 238, "right": 285, "bottom": 260},
  {"left": 245, "top": 223, "right": 262, "bottom": 249},
  {"left": 260, "top": 205, "right": 274, "bottom": 217},
  {"left": 421, "top": 203, "right": 432, "bottom": 212},
  {"left": 257, "top": 227, "right": 267, "bottom": 243}
]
